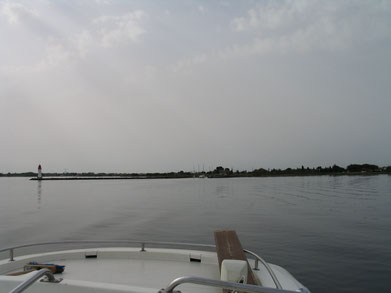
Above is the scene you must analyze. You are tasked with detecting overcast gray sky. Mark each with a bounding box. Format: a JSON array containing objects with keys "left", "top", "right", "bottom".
[{"left": 1, "top": 0, "right": 390, "bottom": 173}]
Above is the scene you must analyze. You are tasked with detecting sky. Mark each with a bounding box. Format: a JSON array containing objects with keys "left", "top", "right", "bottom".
[{"left": 1, "top": 0, "right": 391, "bottom": 173}]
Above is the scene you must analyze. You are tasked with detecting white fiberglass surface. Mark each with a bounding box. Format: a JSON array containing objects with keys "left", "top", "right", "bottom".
[
  {"left": 1, "top": 259, "right": 222, "bottom": 293},
  {"left": 59, "top": 258, "right": 220, "bottom": 288},
  {"left": 0, "top": 248, "right": 223, "bottom": 293},
  {"left": 47, "top": 257, "right": 221, "bottom": 293}
]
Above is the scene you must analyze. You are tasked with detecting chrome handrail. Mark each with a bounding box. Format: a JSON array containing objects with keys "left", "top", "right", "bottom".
[
  {"left": 160, "top": 276, "right": 300, "bottom": 293},
  {"left": 244, "top": 249, "right": 282, "bottom": 289},
  {"left": 8, "top": 268, "right": 61, "bottom": 293},
  {"left": 0, "top": 240, "right": 215, "bottom": 261},
  {"left": 0, "top": 240, "right": 281, "bottom": 289},
  {"left": 0, "top": 240, "right": 215, "bottom": 257}
]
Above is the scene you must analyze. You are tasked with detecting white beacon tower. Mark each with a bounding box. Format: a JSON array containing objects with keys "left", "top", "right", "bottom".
[{"left": 38, "top": 164, "right": 42, "bottom": 180}]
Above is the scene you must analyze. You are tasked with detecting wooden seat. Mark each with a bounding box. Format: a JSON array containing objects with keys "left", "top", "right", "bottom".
[{"left": 214, "top": 230, "right": 258, "bottom": 286}]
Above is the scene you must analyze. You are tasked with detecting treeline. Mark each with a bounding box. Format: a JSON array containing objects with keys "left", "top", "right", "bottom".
[
  {"left": 1, "top": 163, "right": 390, "bottom": 178},
  {"left": 207, "top": 164, "right": 391, "bottom": 177}
]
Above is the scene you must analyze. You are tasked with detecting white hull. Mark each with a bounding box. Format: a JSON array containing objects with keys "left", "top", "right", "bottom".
[{"left": 0, "top": 243, "right": 309, "bottom": 293}]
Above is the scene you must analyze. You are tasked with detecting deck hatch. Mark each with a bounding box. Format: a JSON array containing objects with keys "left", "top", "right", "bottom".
[
  {"left": 189, "top": 253, "right": 201, "bottom": 263},
  {"left": 85, "top": 252, "right": 98, "bottom": 259}
]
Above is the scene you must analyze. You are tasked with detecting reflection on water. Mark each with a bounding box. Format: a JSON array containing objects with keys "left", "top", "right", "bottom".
[
  {"left": 0, "top": 175, "right": 390, "bottom": 293},
  {"left": 37, "top": 181, "right": 42, "bottom": 209}
]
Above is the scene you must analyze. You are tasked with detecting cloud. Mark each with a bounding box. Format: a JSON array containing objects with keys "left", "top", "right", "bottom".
[
  {"left": 70, "top": 30, "right": 93, "bottom": 59},
  {"left": 229, "top": 0, "right": 391, "bottom": 55},
  {"left": 0, "top": 1, "right": 38, "bottom": 24},
  {"left": 198, "top": 5, "right": 207, "bottom": 15},
  {"left": 94, "top": 0, "right": 110, "bottom": 5},
  {"left": 171, "top": 54, "right": 207, "bottom": 73},
  {"left": 160, "top": 0, "right": 391, "bottom": 73},
  {"left": 92, "top": 10, "right": 146, "bottom": 47},
  {"left": 220, "top": 21, "right": 351, "bottom": 58},
  {"left": 36, "top": 41, "right": 72, "bottom": 71},
  {"left": 232, "top": 1, "right": 309, "bottom": 32},
  {"left": 1, "top": 8, "right": 146, "bottom": 75}
]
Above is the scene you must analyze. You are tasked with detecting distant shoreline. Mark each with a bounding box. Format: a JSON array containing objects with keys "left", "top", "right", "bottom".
[
  {"left": 1, "top": 163, "right": 390, "bottom": 180},
  {"left": 28, "top": 176, "right": 183, "bottom": 181},
  {"left": 26, "top": 172, "right": 391, "bottom": 181}
]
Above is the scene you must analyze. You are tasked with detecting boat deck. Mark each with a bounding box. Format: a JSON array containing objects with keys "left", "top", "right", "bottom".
[
  {"left": 0, "top": 241, "right": 307, "bottom": 293},
  {"left": 59, "top": 254, "right": 221, "bottom": 292},
  {"left": 0, "top": 248, "right": 222, "bottom": 293}
]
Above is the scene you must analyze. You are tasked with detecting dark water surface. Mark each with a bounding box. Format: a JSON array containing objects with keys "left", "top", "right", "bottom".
[{"left": 0, "top": 175, "right": 390, "bottom": 293}]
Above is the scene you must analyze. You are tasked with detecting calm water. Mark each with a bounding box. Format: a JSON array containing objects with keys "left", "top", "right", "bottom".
[{"left": 0, "top": 175, "right": 390, "bottom": 293}]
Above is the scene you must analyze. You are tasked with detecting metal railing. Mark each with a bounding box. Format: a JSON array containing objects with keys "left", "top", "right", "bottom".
[
  {"left": 0, "top": 240, "right": 215, "bottom": 262},
  {"left": 8, "top": 268, "right": 61, "bottom": 293},
  {"left": 160, "top": 276, "right": 306, "bottom": 293},
  {"left": 0, "top": 240, "right": 282, "bottom": 289},
  {"left": 244, "top": 249, "right": 282, "bottom": 289}
]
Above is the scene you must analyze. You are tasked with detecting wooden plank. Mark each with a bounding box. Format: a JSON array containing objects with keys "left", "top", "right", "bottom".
[
  {"left": 7, "top": 269, "right": 35, "bottom": 276},
  {"left": 214, "top": 230, "right": 258, "bottom": 285}
]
